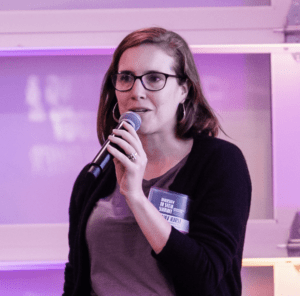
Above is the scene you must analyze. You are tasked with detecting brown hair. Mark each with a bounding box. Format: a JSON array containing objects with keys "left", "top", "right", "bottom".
[{"left": 97, "top": 27, "right": 220, "bottom": 144}]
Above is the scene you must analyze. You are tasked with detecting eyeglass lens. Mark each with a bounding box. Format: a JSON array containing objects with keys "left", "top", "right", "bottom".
[{"left": 112, "top": 73, "right": 167, "bottom": 91}]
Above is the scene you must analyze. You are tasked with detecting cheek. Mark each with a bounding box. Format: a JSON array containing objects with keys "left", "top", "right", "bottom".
[
  {"left": 158, "top": 92, "right": 180, "bottom": 111},
  {"left": 116, "top": 94, "right": 127, "bottom": 112},
  {"left": 155, "top": 101, "right": 179, "bottom": 120}
]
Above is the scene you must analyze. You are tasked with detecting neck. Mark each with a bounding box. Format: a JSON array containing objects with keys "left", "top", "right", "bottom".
[{"left": 138, "top": 132, "right": 193, "bottom": 180}]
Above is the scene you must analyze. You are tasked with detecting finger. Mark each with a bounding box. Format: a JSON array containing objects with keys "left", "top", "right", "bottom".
[
  {"left": 120, "top": 121, "right": 141, "bottom": 142},
  {"left": 108, "top": 134, "right": 137, "bottom": 157},
  {"left": 107, "top": 142, "right": 136, "bottom": 166},
  {"left": 110, "top": 127, "right": 143, "bottom": 156},
  {"left": 112, "top": 129, "right": 140, "bottom": 148}
]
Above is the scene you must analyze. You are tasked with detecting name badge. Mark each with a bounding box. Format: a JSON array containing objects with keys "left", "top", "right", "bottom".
[{"left": 149, "top": 187, "right": 192, "bottom": 234}]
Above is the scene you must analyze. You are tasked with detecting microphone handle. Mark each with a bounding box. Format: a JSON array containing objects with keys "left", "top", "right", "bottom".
[{"left": 87, "top": 121, "right": 126, "bottom": 178}]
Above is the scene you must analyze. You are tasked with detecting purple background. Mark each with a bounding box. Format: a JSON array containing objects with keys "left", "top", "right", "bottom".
[{"left": 0, "top": 53, "right": 271, "bottom": 224}]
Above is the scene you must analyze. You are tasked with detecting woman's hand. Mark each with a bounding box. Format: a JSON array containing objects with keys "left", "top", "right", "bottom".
[
  {"left": 107, "top": 121, "right": 171, "bottom": 253},
  {"left": 107, "top": 121, "right": 147, "bottom": 200}
]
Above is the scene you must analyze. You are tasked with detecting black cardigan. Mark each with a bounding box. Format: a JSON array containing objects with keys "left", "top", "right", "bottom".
[{"left": 63, "top": 134, "right": 251, "bottom": 296}]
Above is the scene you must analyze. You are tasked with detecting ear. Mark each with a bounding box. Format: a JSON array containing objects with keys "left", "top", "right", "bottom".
[{"left": 179, "top": 81, "right": 189, "bottom": 103}]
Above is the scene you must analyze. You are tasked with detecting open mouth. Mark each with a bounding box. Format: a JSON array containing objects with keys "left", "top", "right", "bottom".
[{"left": 130, "top": 108, "right": 150, "bottom": 113}]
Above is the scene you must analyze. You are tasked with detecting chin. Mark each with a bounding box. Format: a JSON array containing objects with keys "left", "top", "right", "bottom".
[
  {"left": 137, "top": 127, "right": 148, "bottom": 135},
  {"left": 137, "top": 126, "right": 154, "bottom": 136}
]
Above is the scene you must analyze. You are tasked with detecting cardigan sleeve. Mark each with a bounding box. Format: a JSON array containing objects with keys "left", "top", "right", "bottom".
[
  {"left": 152, "top": 140, "right": 251, "bottom": 295},
  {"left": 63, "top": 164, "right": 116, "bottom": 296},
  {"left": 63, "top": 165, "right": 91, "bottom": 296}
]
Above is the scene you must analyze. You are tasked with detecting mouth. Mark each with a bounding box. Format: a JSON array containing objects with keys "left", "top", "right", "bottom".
[{"left": 130, "top": 108, "right": 150, "bottom": 114}]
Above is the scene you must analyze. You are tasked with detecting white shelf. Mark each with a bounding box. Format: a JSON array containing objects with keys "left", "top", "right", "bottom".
[{"left": 0, "top": 260, "right": 66, "bottom": 271}]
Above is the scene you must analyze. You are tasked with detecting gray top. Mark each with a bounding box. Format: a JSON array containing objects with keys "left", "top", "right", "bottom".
[{"left": 86, "top": 155, "right": 188, "bottom": 296}]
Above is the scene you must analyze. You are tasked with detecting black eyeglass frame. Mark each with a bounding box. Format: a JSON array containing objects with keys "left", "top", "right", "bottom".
[{"left": 111, "top": 72, "right": 182, "bottom": 92}]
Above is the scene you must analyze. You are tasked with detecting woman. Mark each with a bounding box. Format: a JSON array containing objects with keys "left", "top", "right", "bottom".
[{"left": 63, "top": 27, "right": 251, "bottom": 296}]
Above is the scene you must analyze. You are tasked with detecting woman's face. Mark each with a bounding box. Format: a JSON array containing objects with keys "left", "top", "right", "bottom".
[{"left": 116, "top": 44, "right": 188, "bottom": 136}]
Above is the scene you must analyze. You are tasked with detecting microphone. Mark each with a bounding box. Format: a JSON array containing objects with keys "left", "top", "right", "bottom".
[{"left": 87, "top": 111, "right": 142, "bottom": 178}]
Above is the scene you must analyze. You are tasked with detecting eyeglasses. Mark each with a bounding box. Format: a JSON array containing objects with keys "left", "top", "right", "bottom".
[{"left": 111, "top": 72, "right": 181, "bottom": 92}]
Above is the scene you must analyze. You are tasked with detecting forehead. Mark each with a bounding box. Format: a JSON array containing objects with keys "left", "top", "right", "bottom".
[{"left": 118, "top": 44, "right": 175, "bottom": 74}]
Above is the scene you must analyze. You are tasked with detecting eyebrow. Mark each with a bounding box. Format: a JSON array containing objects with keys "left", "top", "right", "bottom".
[
  {"left": 117, "top": 70, "right": 164, "bottom": 75},
  {"left": 118, "top": 70, "right": 133, "bottom": 74}
]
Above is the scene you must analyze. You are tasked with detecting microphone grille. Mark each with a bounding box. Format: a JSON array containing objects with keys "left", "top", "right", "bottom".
[{"left": 119, "top": 111, "right": 142, "bottom": 131}]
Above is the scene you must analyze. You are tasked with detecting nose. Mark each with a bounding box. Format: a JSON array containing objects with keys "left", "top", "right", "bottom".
[{"left": 130, "top": 77, "right": 146, "bottom": 99}]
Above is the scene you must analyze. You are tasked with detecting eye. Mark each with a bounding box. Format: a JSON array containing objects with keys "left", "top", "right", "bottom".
[
  {"left": 118, "top": 74, "right": 132, "bottom": 83},
  {"left": 145, "top": 73, "right": 164, "bottom": 84}
]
